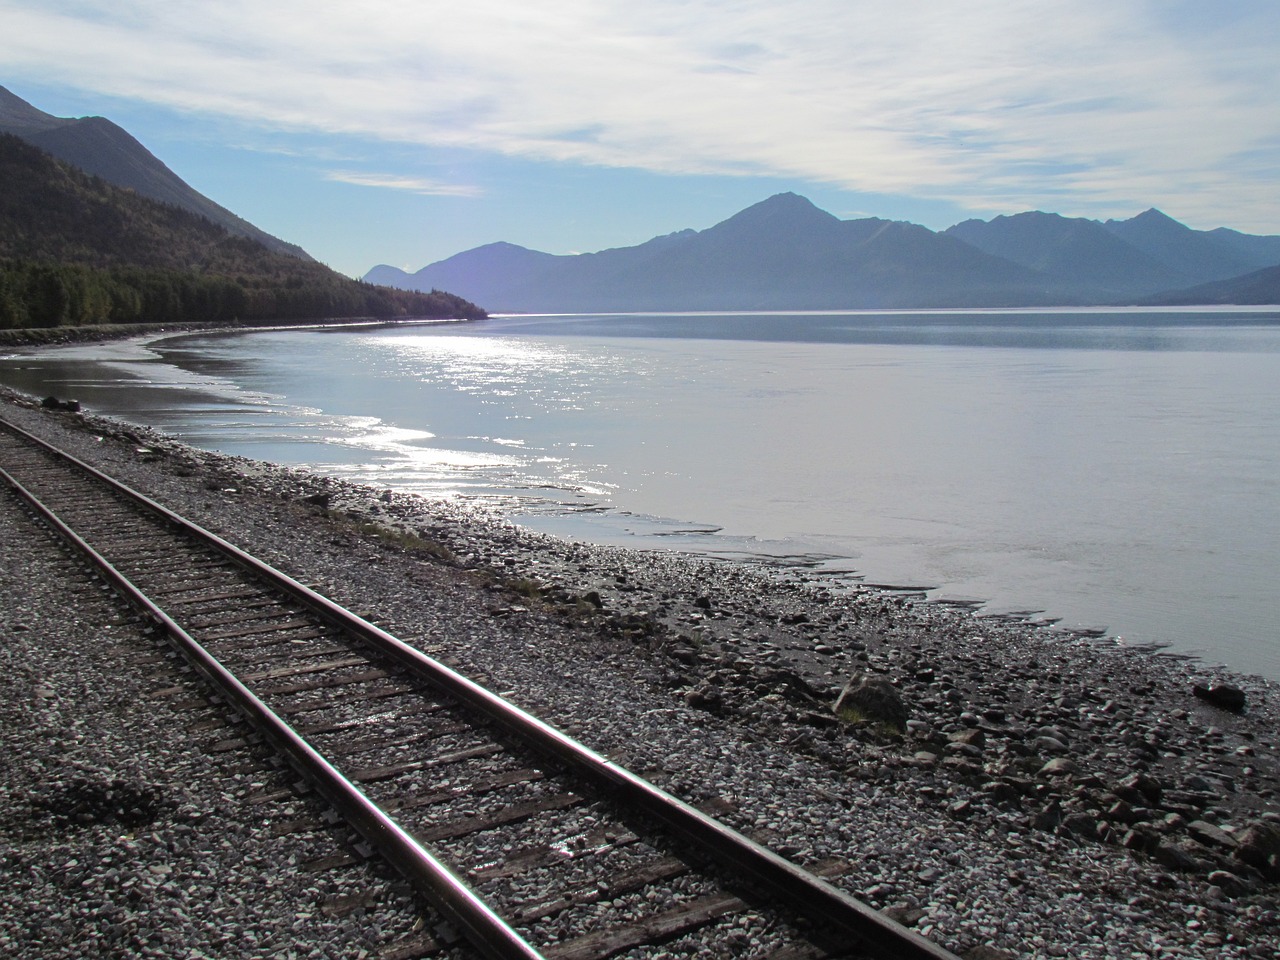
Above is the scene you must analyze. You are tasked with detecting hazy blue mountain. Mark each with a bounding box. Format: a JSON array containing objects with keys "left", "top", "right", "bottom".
[
  {"left": 1142, "top": 262, "right": 1280, "bottom": 306},
  {"left": 1102, "top": 208, "right": 1261, "bottom": 287},
  {"left": 1202, "top": 227, "right": 1280, "bottom": 270},
  {"left": 376, "top": 193, "right": 1064, "bottom": 311},
  {"left": 944, "top": 211, "right": 1185, "bottom": 298},
  {"left": 0, "top": 85, "right": 310, "bottom": 260},
  {"left": 364, "top": 180, "right": 1280, "bottom": 310},
  {"left": 367, "top": 241, "right": 566, "bottom": 307}
]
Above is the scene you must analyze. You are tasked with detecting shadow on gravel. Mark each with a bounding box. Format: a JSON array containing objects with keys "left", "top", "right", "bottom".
[{"left": 22, "top": 774, "right": 170, "bottom": 834}]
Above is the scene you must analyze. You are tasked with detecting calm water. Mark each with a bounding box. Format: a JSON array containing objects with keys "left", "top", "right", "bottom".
[{"left": 3, "top": 309, "right": 1279, "bottom": 679}]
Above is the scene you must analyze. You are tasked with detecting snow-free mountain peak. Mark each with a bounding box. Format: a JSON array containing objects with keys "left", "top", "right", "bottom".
[
  {"left": 370, "top": 193, "right": 1280, "bottom": 311},
  {"left": 706, "top": 192, "right": 841, "bottom": 236}
]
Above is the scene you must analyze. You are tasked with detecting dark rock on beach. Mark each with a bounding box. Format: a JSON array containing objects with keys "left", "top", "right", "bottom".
[
  {"left": 1195, "top": 682, "right": 1248, "bottom": 713},
  {"left": 833, "top": 675, "right": 909, "bottom": 729},
  {"left": 1234, "top": 821, "right": 1280, "bottom": 879},
  {"left": 39, "top": 395, "right": 80, "bottom": 412}
]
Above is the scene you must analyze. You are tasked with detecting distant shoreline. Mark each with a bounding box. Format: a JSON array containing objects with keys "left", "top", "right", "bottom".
[
  {"left": 4, "top": 305, "right": 1276, "bottom": 352},
  {"left": 0, "top": 315, "right": 480, "bottom": 350}
]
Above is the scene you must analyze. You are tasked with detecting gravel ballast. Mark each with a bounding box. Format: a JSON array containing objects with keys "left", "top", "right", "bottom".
[
  {"left": 1, "top": 383, "right": 1278, "bottom": 960},
  {"left": 0, "top": 471, "right": 429, "bottom": 958}
]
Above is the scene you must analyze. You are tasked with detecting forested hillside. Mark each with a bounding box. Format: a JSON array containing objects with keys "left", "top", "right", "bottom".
[{"left": 0, "top": 134, "right": 484, "bottom": 328}]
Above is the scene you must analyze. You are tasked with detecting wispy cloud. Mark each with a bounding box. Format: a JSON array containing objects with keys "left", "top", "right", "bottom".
[
  {"left": 324, "top": 171, "right": 482, "bottom": 197},
  {"left": 2, "top": 0, "right": 1278, "bottom": 228}
]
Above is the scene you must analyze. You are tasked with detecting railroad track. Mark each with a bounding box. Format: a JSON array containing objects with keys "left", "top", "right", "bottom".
[{"left": 0, "top": 413, "right": 959, "bottom": 960}]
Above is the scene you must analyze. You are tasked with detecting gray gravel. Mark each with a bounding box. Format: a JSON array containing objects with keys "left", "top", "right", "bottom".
[
  {"left": 0, "top": 486, "right": 440, "bottom": 958},
  {"left": 2, "top": 386, "right": 1278, "bottom": 960}
]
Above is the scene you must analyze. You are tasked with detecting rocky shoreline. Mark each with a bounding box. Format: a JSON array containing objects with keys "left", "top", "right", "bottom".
[
  {"left": 1, "top": 379, "right": 1278, "bottom": 959},
  {"left": 0, "top": 316, "right": 471, "bottom": 350},
  {"left": 0, "top": 321, "right": 262, "bottom": 349}
]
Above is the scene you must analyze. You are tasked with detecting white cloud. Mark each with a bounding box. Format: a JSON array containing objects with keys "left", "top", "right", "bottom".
[
  {"left": 324, "top": 171, "right": 482, "bottom": 197},
  {"left": 2, "top": 0, "right": 1278, "bottom": 228}
]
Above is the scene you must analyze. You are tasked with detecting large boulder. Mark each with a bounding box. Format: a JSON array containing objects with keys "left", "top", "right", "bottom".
[
  {"left": 40, "top": 395, "right": 81, "bottom": 412},
  {"left": 1115, "top": 771, "right": 1164, "bottom": 806},
  {"left": 834, "top": 675, "right": 908, "bottom": 730},
  {"left": 1233, "top": 820, "right": 1280, "bottom": 879},
  {"left": 1193, "top": 682, "right": 1247, "bottom": 713}
]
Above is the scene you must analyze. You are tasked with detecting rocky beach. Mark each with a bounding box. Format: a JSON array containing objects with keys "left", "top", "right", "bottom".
[{"left": 1, "top": 357, "right": 1278, "bottom": 958}]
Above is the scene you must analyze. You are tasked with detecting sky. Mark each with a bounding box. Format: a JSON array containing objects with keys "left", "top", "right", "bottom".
[{"left": 2, "top": 1, "right": 1278, "bottom": 279}]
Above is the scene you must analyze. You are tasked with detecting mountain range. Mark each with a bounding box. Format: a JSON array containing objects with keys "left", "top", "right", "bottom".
[
  {"left": 368, "top": 194, "right": 1280, "bottom": 311},
  {"left": 0, "top": 85, "right": 308, "bottom": 260},
  {"left": 4, "top": 83, "right": 1275, "bottom": 314}
]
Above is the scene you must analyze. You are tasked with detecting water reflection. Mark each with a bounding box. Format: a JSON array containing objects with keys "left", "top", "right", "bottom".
[{"left": 478, "top": 308, "right": 1280, "bottom": 352}]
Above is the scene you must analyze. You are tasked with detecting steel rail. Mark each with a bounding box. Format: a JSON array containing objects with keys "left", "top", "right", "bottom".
[
  {"left": 0, "top": 415, "right": 961, "bottom": 960},
  {"left": 0, "top": 457, "right": 545, "bottom": 960}
]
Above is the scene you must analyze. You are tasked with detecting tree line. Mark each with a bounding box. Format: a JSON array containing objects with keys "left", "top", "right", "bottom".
[{"left": 0, "top": 259, "right": 484, "bottom": 329}]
